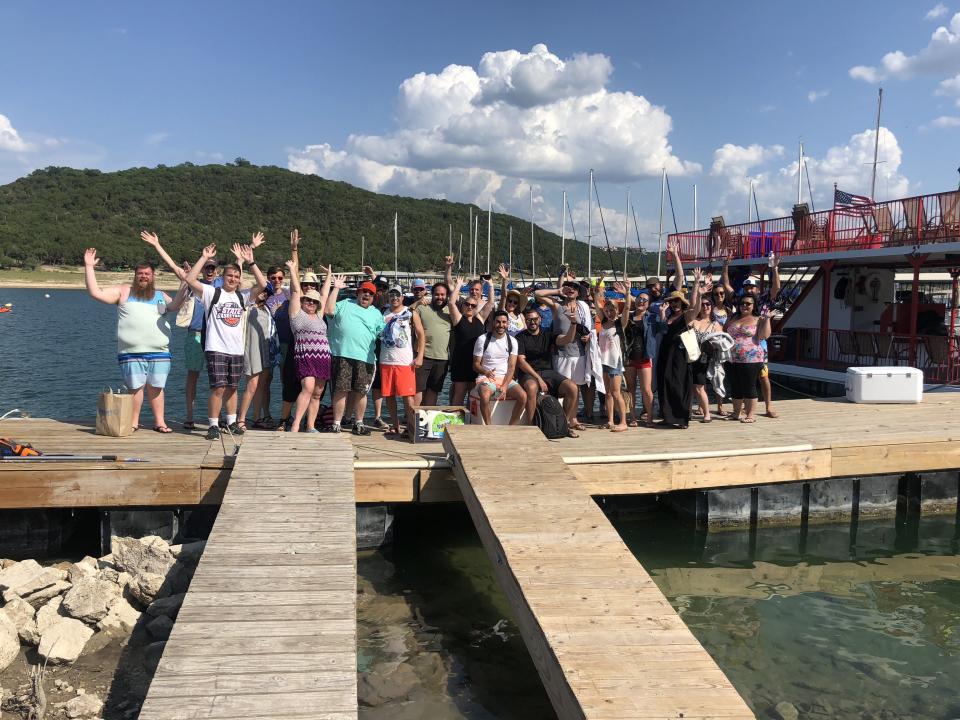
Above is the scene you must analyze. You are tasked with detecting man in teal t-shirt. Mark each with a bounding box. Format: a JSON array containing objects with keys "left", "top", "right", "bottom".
[{"left": 325, "top": 279, "right": 386, "bottom": 434}]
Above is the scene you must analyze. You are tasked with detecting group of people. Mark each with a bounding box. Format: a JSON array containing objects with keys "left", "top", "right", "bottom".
[{"left": 84, "top": 232, "right": 781, "bottom": 440}]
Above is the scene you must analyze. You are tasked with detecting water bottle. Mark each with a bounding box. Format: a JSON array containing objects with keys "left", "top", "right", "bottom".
[{"left": 157, "top": 299, "right": 167, "bottom": 315}]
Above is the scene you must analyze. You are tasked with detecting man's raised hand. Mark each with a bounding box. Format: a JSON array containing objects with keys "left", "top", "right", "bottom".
[
  {"left": 201, "top": 244, "right": 217, "bottom": 260},
  {"left": 332, "top": 274, "right": 348, "bottom": 290},
  {"left": 250, "top": 232, "right": 265, "bottom": 250},
  {"left": 84, "top": 248, "right": 100, "bottom": 267},
  {"left": 140, "top": 231, "right": 161, "bottom": 248},
  {"left": 290, "top": 229, "right": 299, "bottom": 250}
]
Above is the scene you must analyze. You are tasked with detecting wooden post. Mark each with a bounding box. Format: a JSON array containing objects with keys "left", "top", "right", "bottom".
[{"left": 819, "top": 260, "right": 836, "bottom": 367}]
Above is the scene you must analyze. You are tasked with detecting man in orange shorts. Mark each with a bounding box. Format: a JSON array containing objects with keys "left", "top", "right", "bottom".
[{"left": 380, "top": 286, "right": 425, "bottom": 437}]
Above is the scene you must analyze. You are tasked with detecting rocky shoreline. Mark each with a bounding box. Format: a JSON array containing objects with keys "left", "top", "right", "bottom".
[{"left": 0, "top": 535, "right": 202, "bottom": 719}]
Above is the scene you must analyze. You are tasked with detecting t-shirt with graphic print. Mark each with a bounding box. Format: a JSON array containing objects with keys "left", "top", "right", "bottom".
[{"left": 198, "top": 284, "right": 251, "bottom": 355}]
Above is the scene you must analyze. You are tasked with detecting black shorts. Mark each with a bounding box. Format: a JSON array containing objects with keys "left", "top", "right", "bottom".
[
  {"left": 519, "top": 369, "right": 566, "bottom": 396},
  {"left": 280, "top": 343, "right": 300, "bottom": 403},
  {"left": 728, "top": 362, "right": 762, "bottom": 400},
  {"left": 205, "top": 351, "right": 242, "bottom": 389},
  {"left": 332, "top": 356, "right": 375, "bottom": 393},
  {"left": 416, "top": 358, "right": 449, "bottom": 393},
  {"left": 692, "top": 359, "right": 708, "bottom": 387}
]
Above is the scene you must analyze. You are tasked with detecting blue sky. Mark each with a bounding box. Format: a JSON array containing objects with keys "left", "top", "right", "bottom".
[{"left": 3, "top": 1, "right": 960, "bottom": 247}]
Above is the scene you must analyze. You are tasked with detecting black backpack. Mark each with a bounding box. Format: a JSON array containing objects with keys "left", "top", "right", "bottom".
[
  {"left": 533, "top": 394, "right": 569, "bottom": 440},
  {"left": 481, "top": 332, "right": 514, "bottom": 354},
  {"left": 200, "top": 287, "right": 245, "bottom": 350}
]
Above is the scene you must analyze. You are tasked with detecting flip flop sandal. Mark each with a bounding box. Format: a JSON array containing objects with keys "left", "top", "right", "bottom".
[
  {"left": 569, "top": 421, "right": 587, "bottom": 431},
  {"left": 566, "top": 429, "right": 580, "bottom": 438},
  {"left": 627, "top": 419, "right": 639, "bottom": 427},
  {"left": 741, "top": 417, "right": 757, "bottom": 424},
  {"left": 152, "top": 426, "right": 173, "bottom": 434}
]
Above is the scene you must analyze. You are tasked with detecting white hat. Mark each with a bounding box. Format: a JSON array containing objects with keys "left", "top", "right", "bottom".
[{"left": 743, "top": 278, "right": 758, "bottom": 287}]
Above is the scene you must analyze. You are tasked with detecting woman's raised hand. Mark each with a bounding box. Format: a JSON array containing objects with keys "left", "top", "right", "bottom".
[
  {"left": 332, "top": 274, "right": 348, "bottom": 290},
  {"left": 84, "top": 248, "right": 100, "bottom": 267},
  {"left": 140, "top": 231, "right": 161, "bottom": 248},
  {"left": 497, "top": 263, "right": 510, "bottom": 280},
  {"left": 201, "top": 244, "right": 217, "bottom": 259},
  {"left": 250, "top": 232, "right": 265, "bottom": 249}
]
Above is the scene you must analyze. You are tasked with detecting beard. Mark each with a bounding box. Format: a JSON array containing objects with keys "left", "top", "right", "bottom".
[
  {"left": 431, "top": 297, "right": 446, "bottom": 309},
  {"left": 131, "top": 277, "right": 155, "bottom": 300}
]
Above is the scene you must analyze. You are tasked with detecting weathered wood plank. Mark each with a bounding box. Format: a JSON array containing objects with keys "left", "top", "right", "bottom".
[
  {"left": 140, "top": 433, "right": 357, "bottom": 720},
  {"left": 443, "top": 424, "right": 753, "bottom": 720}
]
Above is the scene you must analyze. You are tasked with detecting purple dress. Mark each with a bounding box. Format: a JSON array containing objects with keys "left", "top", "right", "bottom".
[{"left": 289, "top": 311, "right": 332, "bottom": 380}]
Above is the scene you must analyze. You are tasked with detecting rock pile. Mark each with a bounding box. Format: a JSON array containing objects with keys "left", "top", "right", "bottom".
[{"left": 0, "top": 536, "right": 204, "bottom": 669}]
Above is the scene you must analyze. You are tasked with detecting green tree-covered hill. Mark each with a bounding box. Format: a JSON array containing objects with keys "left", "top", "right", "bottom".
[{"left": 0, "top": 162, "right": 650, "bottom": 278}]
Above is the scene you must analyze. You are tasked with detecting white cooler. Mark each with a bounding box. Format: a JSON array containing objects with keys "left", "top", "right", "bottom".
[{"left": 845, "top": 367, "right": 923, "bottom": 404}]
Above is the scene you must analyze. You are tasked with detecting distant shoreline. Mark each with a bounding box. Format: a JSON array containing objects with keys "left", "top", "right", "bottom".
[{"left": 0, "top": 266, "right": 182, "bottom": 291}]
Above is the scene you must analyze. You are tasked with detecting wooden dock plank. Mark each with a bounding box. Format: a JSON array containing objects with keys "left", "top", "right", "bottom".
[
  {"left": 139, "top": 432, "right": 357, "bottom": 720},
  {"left": 443, "top": 425, "right": 754, "bottom": 720}
]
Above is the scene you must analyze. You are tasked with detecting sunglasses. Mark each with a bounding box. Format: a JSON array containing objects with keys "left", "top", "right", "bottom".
[
  {"left": 269, "top": 275, "right": 284, "bottom": 281},
  {"left": 636, "top": 297, "right": 649, "bottom": 303},
  {"left": 463, "top": 302, "right": 478, "bottom": 309}
]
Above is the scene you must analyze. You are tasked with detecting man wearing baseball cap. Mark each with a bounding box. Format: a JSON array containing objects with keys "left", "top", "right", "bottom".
[
  {"left": 325, "top": 277, "right": 386, "bottom": 434},
  {"left": 405, "top": 278, "right": 427, "bottom": 307}
]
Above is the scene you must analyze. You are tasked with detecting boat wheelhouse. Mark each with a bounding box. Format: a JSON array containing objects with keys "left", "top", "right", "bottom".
[{"left": 667, "top": 189, "right": 960, "bottom": 388}]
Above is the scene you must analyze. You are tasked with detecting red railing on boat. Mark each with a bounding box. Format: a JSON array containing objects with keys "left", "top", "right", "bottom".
[
  {"left": 669, "top": 190, "right": 960, "bottom": 263},
  {"left": 774, "top": 328, "right": 960, "bottom": 384}
]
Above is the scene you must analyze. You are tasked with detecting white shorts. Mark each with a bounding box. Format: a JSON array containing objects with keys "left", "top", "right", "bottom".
[{"left": 553, "top": 355, "right": 587, "bottom": 386}]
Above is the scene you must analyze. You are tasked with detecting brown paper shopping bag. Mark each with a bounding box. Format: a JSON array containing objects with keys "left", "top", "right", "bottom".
[{"left": 96, "top": 388, "right": 134, "bottom": 437}]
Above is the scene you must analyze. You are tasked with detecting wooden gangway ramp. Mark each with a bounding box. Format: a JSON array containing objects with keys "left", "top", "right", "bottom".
[
  {"left": 443, "top": 425, "right": 754, "bottom": 720},
  {"left": 140, "top": 432, "right": 358, "bottom": 720}
]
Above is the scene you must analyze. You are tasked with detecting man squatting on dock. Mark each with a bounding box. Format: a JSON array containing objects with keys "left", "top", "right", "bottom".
[{"left": 83, "top": 232, "right": 780, "bottom": 437}]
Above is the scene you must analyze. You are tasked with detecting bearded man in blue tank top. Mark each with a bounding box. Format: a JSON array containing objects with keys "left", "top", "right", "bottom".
[{"left": 83, "top": 247, "right": 189, "bottom": 433}]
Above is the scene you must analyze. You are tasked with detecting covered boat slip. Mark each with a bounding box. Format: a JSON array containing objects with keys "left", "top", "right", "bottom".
[
  {"left": 4, "top": 393, "right": 960, "bottom": 507},
  {"left": 139, "top": 432, "right": 358, "bottom": 720}
]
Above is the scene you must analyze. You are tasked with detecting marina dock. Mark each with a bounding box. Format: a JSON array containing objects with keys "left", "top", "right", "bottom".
[
  {"left": 138, "top": 432, "right": 357, "bottom": 720},
  {"left": 3, "top": 395, "right": 960, "bottom": 508},
  {"left": 443, "top": 424, "right": 753, "bottom": 719}
]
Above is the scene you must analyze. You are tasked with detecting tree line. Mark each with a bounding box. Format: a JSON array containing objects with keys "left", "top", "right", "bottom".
[{"left": 0, "top": 162, "right": 654, "bottom": 278}]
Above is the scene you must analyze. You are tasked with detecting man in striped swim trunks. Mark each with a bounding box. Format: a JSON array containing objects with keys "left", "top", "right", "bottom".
[{"left": 83, "top": 246, "right": 189, "bottom": 433}]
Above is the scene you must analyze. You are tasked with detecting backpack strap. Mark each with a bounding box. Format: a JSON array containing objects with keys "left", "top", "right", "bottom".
[{"left": 205, "top": 287, "right": 222, "bottom": 326}]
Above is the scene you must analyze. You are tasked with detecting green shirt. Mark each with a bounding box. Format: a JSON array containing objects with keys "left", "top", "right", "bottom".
[
  {"left": 327, "top": 298, "right": 386, "bottom": 364},
  {"left": 416, "top": 303, "right": 452, "bottom": 360}
]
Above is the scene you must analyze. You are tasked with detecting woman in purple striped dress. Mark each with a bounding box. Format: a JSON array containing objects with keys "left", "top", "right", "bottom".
[{"left": 285, "top": 250, "right": 333, "bottom": 433}]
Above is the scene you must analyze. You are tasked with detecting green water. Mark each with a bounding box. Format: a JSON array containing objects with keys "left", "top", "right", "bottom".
[
  {"left": 359, "top": 505, "right": 960, "bottom": 719},
  {"left": 614, "top": 512, "right": 960, "bottom": 719}
]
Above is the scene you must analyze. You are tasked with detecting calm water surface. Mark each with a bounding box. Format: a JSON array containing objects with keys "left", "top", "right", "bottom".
[{"left": 614, "top": 513, "right": 960, "bottom": 719}]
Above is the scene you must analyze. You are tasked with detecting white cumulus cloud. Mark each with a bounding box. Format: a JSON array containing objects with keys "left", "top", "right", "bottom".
[
  {"left": 930, "top": 114, "right": 960, "bottom": 127},
  {"left": 709, "top": 128, "right": 909, "bottom": 220},
  {"left": 849, "top": 11, "right": 960, "bottom": 82},
  {"left": 288, "top": 44, "right": 698, "bottom": 224},
  {"left": 926, "top": 3, "right": 949, "bottom": 20},
  {"left": 0, "top": 114, "right": 33, "bottom": 152},
  {"left": 807, "top": 89, "right": 830, "bottom": 103}
]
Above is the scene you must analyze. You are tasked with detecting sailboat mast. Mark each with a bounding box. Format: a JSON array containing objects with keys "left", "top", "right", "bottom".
[
  {"left": 474, "top": 215, "right": 479, "bottom": 278},
  {"left": 393, "top": 213, "right": 398, "bottom": 280},
  {"left": 747, "top": 180, "right": 753, "bottom": 223},
  {"left": 656, "top": 167, "right": 665, "bottom": 277},
  {"left": 870, "top": 87, "right": 883, "bottom": 199},
  {"left": 468, "top": 207, "right": 473, "bottom": 277},
  {"left": 508, "top": 227, "right": 513, "bottom": 271},
  {"left": 487, "top": 201, "right": 492, "bottom": 276},
  {"left": 623, "top": 188, "right": 630, "bottom": 280},
  {"left": 560, "top": 190, "right": 567, "bottom": 266},
  {"left": 529, "top": 185, "right": 536, "bottom": 281},
  {"left": 458, "top": 235, "right": 463, "bottom": 271},
  {"left": 448, "top": 224, "right": 452, "bottom": 256},
  {"left": 360, "top": 235, "right": 365, "bottom": 269},
  {"left": 796, "top": 141, "right": 803, "bottom": 206},
  {"left": 587, "top": 169, "right": 594, "bottom": 278},
  {"left": 693, "top": 184, "right": 698, "bottom": 229}
]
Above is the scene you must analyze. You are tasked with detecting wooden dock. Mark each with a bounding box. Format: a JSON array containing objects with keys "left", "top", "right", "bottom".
[
  {"left": 4, "top": 395, "right": 960, "bottom": 508},
  {"left": 443, "top": 424, "right": 754, "bottom": 719},
  {"left": 139, "top": 432, "right": 357, "bottom": 720}
]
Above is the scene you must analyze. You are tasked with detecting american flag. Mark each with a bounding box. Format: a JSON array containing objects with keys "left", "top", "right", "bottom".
[{"left": 834, "top": 188, "right": 873, "bottom": 208}]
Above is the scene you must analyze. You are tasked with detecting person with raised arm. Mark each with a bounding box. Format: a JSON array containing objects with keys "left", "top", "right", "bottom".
[
  {"left": 595, "top": 281, "right": 631, "bottom": 432},
  {"left": 285, "top": 248, "right": 333, "bottom": 433},
  {"left": 142, "top": 231, "right": 265, "bottom": 439},
  {"left": 180, "top": 256, "right": 221, "bottom": 429},
  {"left": 655, "top": 266, "right": 703, "bottom": 429},
  {"left": 447, "top": 274, "right": 495, "bottom": 406},
  {"left": 380, "top": 284, "right": 425, "bottom": 437},
  {"left": 324, "top": 271, "right": 385, "bottom": 435},
  {"left": 84, "top": 245, "right": 188, "bottom": 434},
  {"left": 414, "top": 254, "right": 455, "bottom": 408},
  {"left": 725, "top": 297, "right": 773, "bottom": 423},
  {"left": 497, "top": 263, "right": 526, "bottom": 336},
  {"left": 235, "top": 243, "right": 279, "bottom": 432}
]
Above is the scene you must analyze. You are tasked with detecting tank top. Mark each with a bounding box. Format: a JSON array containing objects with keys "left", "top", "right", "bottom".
[{"left": 117, "top": 290, "right": 171, "bottom": 355}]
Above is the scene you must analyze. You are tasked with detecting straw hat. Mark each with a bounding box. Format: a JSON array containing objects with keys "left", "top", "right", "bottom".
[
  {"left": 664, "top": 290, "right": 689, "bottom": 308},
  {"left": 300, "top": 272, "right": 320, "bottom": 285},
  {"left": 302, "top": 289, "right": 322, "bottom": 303},
  {"left": 507, "top": 290, "right": 527, "bottom": 313}
]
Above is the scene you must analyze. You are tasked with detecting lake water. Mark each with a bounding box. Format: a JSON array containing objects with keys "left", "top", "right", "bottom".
[{"left": 4, "top": 287, "right": 960, "bottom": 718}]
